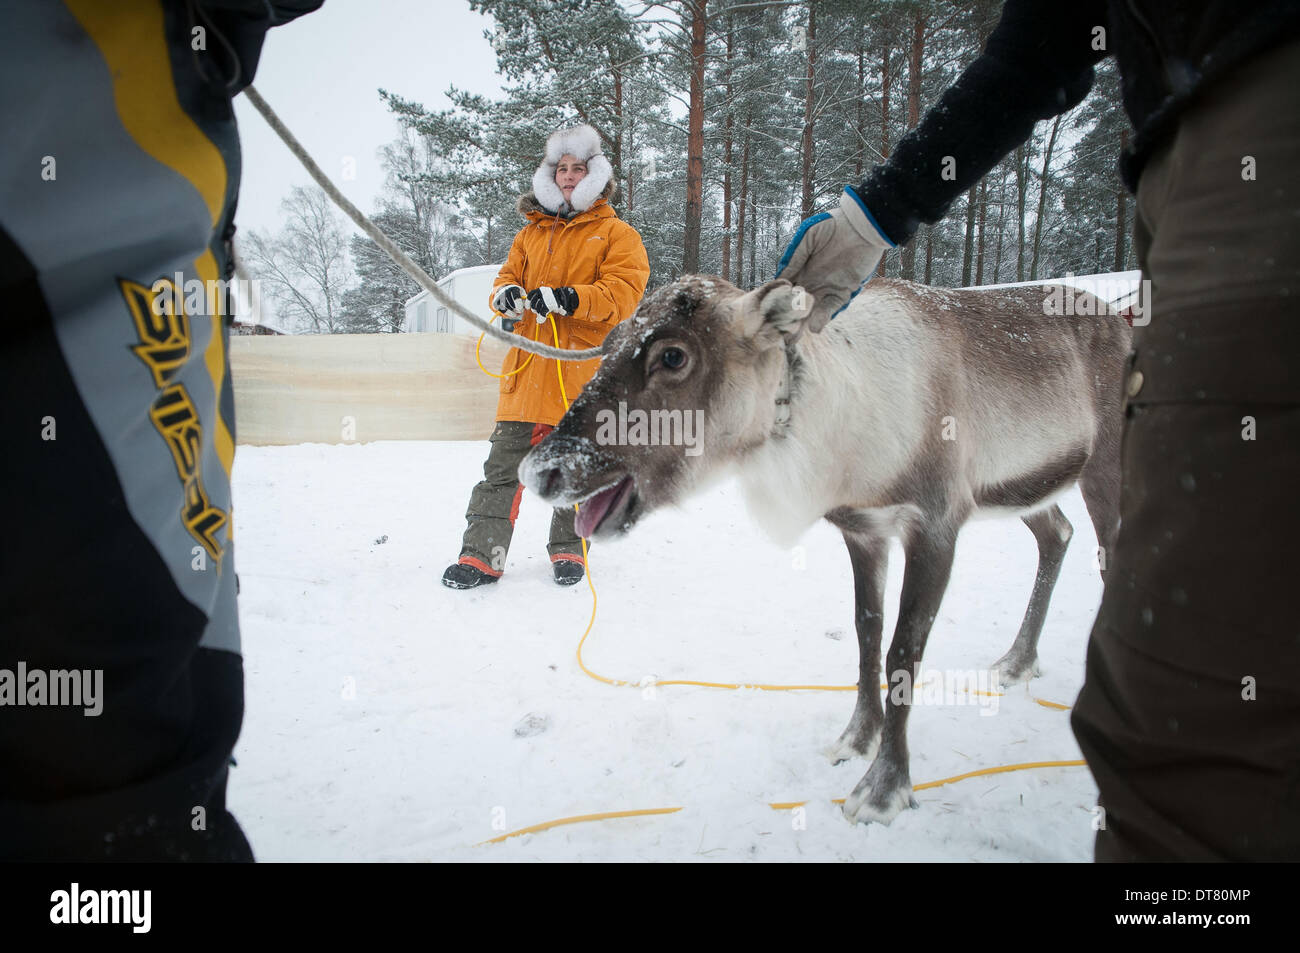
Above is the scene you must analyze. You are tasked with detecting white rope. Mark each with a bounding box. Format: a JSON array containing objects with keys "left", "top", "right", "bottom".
[{"left": 239, "top": 84, "right": 603, "bottom": 361}]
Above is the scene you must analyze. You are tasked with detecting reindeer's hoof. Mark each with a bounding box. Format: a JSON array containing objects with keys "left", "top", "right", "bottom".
[
  {"left": 842, "top": 765, "right": 917, "bottom": 826},
  {"left": 824, "top": 735, "right": 878, "bottom": 766},
  {"left": 822, "top": 721, "right": 881, "bottom": 765},
  {"left": 993, "top": 654, "right": 1040, "bottom": 688}
]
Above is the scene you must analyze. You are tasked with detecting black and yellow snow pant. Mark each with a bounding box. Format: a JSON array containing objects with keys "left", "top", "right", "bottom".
[
  {"left": 456, "top": 421, "right": 587, "bottom": 577},
  {"left": 1071, "top": 38, "right": 1300, "bottom": 861},
  {"left": 0, "top": 0, "right": 317, "bottom": 861}
]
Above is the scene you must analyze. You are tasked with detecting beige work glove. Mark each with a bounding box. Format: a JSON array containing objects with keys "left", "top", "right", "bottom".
[{"left": 774, "top": 187, "right": 897, "bottom": 333}]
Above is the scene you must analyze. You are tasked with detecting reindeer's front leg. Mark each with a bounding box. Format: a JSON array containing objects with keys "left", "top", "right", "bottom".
[
  {"left": 844, "top": 526, "right": 958, "bottom": 826},
  {"left": 825, "top": 531, "right": 889, "bottom": 764}
]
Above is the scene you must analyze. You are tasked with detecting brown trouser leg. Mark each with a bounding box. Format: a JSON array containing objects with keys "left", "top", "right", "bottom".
[
  {"left": 1071, "top": 40, "right": 1300, "bottom": 861},
  {"left": 458, "top": 421, "right": 586, "bottom": 575}
]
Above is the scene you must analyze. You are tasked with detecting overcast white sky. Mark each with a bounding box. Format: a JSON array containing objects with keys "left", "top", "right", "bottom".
[{"left": 232, "top": 0, "right": 506, "bottom": 241}]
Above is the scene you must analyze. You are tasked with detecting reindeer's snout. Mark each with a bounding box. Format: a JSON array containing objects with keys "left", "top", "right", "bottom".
[
  {"left": 538, "top": 466, "right": 561, "bottom": 500},
  {"left": 519, "top": 433, "right": 607, "bottom": 506}
]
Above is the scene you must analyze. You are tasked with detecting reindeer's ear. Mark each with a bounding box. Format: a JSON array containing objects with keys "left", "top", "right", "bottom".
[{"left": 731, "top": 279, "right": 815, "bottom": 339}]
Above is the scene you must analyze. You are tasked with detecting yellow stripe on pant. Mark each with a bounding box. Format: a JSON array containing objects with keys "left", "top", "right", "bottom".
[{"left": 65, "top": 0, "right": 236, "bottom": 482}]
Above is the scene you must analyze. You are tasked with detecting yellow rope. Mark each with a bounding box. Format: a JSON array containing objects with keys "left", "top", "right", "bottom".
[
  {"left": 478, "top": 807, "right": 684, "bottom": 846},
  {"left": 479, "top": 762, "right": 1089, "bottom": 845},
  {"left": 909, "top": 758, "right": 1086, "bottom": 792},
  {"left": 766, "top": 759, "right": 1088, "bottom": 810},
  {"left": 475, "top": 311, "right": 534, "bottom": 378},
  {"left": 548, "top": 312, "right": 601, "bottom": 643}
]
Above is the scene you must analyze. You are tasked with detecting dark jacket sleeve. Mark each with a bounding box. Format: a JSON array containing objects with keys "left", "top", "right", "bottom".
[
  {"left": 856, "top": 0, "right": 1110, "bottom": 246},
  {"left": 177, "top": 0, "right": 324, "bottom": 93}
]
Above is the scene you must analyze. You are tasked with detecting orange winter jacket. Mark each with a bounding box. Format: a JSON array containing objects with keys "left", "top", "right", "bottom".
[{"left": 490, "top": 187, "right": 650, "bottom": 427}]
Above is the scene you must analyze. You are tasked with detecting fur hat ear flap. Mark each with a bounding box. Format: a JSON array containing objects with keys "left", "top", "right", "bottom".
[{"left": 532, "top": 163, "right": 566, "bottom": 214}]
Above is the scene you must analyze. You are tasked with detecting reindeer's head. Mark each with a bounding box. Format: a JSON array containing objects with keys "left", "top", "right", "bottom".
[{"left": 519, "top": 275, "right": 812, "bottom": 538}]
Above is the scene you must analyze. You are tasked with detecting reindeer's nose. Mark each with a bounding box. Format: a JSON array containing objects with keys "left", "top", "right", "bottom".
[
  {"left": 519, "top": 434, "right": 598, "bottom": 503},
  {"left": 538, "top": 466, "right": 561, "bottom": 499}
]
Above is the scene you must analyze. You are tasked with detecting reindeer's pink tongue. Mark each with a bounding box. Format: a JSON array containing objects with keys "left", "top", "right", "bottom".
[{"left": 575, "top": 477, "right": 630, "bottom": 538}]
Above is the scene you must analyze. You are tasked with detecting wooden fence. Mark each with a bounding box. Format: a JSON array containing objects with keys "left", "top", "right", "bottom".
[{"left": 229, "top": 332, "right": 512, "bottom": 444}]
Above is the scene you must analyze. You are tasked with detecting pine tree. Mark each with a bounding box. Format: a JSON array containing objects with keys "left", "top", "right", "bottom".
[{"left": 379, "top": 0, "right": 660, "bottom": 269}]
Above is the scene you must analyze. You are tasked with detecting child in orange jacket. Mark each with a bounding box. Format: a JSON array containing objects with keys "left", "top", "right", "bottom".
[{"left": 443, "top": 124, "right": 650, "bottom": 589}]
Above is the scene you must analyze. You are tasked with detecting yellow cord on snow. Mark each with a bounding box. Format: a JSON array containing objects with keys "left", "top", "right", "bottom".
[
  {"left": 766, "top": 759, "right": 1088, "bottom": 811},
  {"left": 475, "top": 309, "right": 1083, "bottom": 846},
  {"left": 482, "top": 761, "right": 1089, "bottom": 845},
  {"left": 478, "top": 806, "right": 684, "bottom": 846}
]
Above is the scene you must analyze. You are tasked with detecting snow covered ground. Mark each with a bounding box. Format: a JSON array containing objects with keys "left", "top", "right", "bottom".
[{"left": 228, "top": 440, "right": 1103, "bottom": 861}]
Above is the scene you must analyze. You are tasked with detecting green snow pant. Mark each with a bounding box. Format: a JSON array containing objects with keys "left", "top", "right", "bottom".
[
  {"left": 456, "top": 421, "right": 586, "bottom": 577},
  {"left": 1070, "top": 38, "right": 1300, "bottom": 861}
]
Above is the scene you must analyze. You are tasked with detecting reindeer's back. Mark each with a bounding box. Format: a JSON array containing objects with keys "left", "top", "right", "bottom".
[{"left": 843, "top": 279, "right": 1131, "bottom": 496}]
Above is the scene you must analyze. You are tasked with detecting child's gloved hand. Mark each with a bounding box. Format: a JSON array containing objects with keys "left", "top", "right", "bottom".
[
  {"left": 492, "top": 284, "right": 526, "bottom": 318},
  {"left": 527, "top": 286, "right": 579, "bottom": 318}
]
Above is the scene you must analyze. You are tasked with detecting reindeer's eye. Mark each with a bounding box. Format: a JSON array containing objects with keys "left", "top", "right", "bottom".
[{"left": 647, "top": 341, "right": 691, "bottom": 379}]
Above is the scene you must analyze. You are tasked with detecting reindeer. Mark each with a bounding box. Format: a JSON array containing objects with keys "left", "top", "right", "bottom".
[{"left": 519, "top": 275, "right": 1130, "bottom": 825}]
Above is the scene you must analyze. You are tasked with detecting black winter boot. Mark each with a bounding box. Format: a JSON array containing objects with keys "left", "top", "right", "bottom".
[
  {"left": 442, "top": 561, "right": 500, "bottom": 590},
  {"left": 552, "top": 559, "right": 585, "bottom": 586}
]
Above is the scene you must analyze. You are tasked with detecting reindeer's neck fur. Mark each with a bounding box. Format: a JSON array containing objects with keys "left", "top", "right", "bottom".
[{"left": 735, "top": 285, "right": 934, "bottom": 546}]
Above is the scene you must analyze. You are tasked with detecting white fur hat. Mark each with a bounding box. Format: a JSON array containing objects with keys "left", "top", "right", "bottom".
[{"left": 531, "top": 123, "right": 613, "bottom": 214}]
